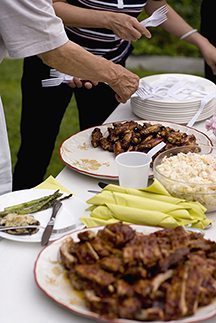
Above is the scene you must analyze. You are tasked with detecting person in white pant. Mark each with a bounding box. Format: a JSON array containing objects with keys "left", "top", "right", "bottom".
[{"left": 0, "top": 97, "right": 12, "bottom": 195}]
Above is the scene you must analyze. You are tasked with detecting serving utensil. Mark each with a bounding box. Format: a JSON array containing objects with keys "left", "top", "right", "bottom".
[{"left": 0, "top": 223, "right": 82, "bottom": 234}]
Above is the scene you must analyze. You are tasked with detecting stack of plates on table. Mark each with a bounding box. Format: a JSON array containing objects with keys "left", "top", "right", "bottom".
[{"left": 131, "top": 73, "right": 216, "bottom": 124}]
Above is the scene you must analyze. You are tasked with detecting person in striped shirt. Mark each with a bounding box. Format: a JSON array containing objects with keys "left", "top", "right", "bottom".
[{"left": 13, "top": 0, "right": 216, "bottom": 190}]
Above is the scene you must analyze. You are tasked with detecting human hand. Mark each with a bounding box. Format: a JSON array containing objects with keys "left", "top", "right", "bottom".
[
  {"left": 108, "top": 65, "right": 139, "bottom": 103},
  {"left": 201, "top": 42, "right": 216, "bottom": 75},
  {"left": 67, "top": 77, "right": 98, "bottom": 89},
  {"left": 106, "top": 12, "right": 151, "bottom": 41}
]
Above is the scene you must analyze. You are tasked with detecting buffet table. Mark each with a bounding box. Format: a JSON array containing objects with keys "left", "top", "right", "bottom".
[{"left": 1, "top": 100, "right": 216, "bottom": 323}]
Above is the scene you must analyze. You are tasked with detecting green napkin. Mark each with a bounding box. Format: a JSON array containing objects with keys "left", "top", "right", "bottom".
[{"left": 82, "top": 179, "right": 211, "bottom": 229}]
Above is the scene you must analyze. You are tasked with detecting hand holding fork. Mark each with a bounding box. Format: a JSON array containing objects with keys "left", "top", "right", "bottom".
[{"left": 42, "top": 70, "right": 97, "bottom": 88}]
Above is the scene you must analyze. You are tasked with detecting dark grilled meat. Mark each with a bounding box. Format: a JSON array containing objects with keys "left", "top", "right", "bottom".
[
  {"left": 90, "top": 121, "right": 199, "bottom": 158},
  {"left": 91, "top": 128, "right": 103, "bottom": 147},
  {"left": 99, "top": 137, "right": 113, "bottom": 151},
  {"left": 59, "top": 223, "right": 216, "bottom": 321}
]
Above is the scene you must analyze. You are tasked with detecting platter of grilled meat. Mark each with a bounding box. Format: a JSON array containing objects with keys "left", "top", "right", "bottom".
[
  {"left": 59, "top": 120, "right": 212, "bottom": 180},
  {"left": 35, "top": 222, "right": 216, "bottom": 322}
]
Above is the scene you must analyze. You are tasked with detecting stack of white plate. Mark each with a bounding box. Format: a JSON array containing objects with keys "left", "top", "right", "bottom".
[{"left": 131, "top": 73, "right": 216, "bottom": 124}]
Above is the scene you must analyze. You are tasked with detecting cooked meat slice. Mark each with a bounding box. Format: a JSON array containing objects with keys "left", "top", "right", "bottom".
[
  {"left": 59, "top": 237, "right": 77, "bottom": 269},
  {"left": 134, "top": 279, "right": 152, "bottom": 297},
  {"left": 90, "top": 236, "right": 114, "bottom": 257},
  {"left": 123, "top": 234, "right": 162, "bottom": 267},
  {"left": 75, "top": 241, "right": 99, "bottom": 264},
  {"left": 68, "top": 269, "right": 90, "bottom": 290},
  {"left": 140, "top": 124, "right": 162, "bottom": 135},
  {"left": 131, "top": 132, "right": 141, "bottom": 144},
  {"left": 156, "top": 126, "right": 173, "bottom": 138},
  {"left": 113, "top": 121, "right": 139, "bottom": 135},
  {"left": 137, "top": 137, "right": 163, "bottom": 150},
  {"left": 77, "top": 230, "right": 96, "bottom": 241},
  {"left": 114, "top": 140, "right": 124, "bottom": 155},
  {"left": 199, "top": 276, "right": 216, "bottom": 306},
  {"left": 124, "top": 265, "right": 147, "bottom": 279},
  {"left": 166, "top": 131, "right": 187, "bottom": 145},
  {"left": 75, "top": 264, "right": 115, "bottom": 287},
  {"left": 121, "top": 130, "right": 133, "bottom": 149},
  {"left": 100, "top": 256, "right": 124, "bottom": 273},
  {"left": 159, "top": 247, "right": 189, "bottom": 271},
  {"left": 91, "top": 128, "right": 103, "bottom": 147},
  {"left": 135, "top": 307, "right": 165, "bottom": 321},
  {"left": 139, "top": 134, "right": 154, "bottom": 143},
  {"left": 119, "top": 297, "right": 142, "bottom": 319},
  {"left": 107, "top": 127, "right": 119, "bottom": 143},
  {"left": 151, "top": 270, "right": 174, "bottom": 294},
  {"left": 127, "top": 145, "right": 135, "bottom": 152},
  {"left": 116, "top": 279, "right": 134, "bottom": 297},
  {"left": 99, "top": 137, "right": 113, "bottom": 151},
  {"left": 180, "top": 134, "right": 197, "bottom": 145},
  {"left": 98, "top": 222, "right": 135, "bottom": 247},
  {"left": 85, "top": 290, "right": 119, "bottom": 318}
]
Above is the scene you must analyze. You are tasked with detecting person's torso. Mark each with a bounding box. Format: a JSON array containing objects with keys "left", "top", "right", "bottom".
[{"left": 66, "top": 0, "right": 147, "bottom": 62}]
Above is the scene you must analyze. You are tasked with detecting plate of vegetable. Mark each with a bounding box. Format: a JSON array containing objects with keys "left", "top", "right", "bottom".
[{"left": 0, "top": 189, "right": 87, "bottom": 243}]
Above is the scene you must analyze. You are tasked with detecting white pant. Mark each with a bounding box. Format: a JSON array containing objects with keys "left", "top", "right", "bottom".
[{"left": 0, "top": 96, "right": 12, "bottom": 195}]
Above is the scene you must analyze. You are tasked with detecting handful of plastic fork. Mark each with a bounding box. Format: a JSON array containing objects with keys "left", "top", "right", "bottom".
[
  {"left": 140, "top": 4, "right": 168, "bottom": 28},
  {"left": 41, "top": 70, "right": 73, "bottom": 87}
]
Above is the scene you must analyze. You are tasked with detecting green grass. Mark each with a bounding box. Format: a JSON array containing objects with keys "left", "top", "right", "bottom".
[{"left": 0, "top": 58, "right": 80, "bottom": 179}]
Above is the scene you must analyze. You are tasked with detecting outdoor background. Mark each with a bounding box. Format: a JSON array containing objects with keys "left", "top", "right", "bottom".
[{"left": 0, "top": 0, "right": 202, "bottom": 181}]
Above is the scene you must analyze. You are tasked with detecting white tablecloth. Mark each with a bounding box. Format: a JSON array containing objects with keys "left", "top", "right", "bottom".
[{"left": 1, "top": 101, "right": 216, "bottom": 323}]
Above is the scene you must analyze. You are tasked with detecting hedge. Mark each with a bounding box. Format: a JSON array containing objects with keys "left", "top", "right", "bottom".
[{"left": 133, "top": 0, "right": 201, "bottom": 57}]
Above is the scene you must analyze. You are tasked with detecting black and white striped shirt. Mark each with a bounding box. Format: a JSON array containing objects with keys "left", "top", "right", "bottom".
[{"left": 66, "top": 0, "right": 147, "bottom": 62}]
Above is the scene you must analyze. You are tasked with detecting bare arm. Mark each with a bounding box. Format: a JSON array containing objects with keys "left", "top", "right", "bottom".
[
  {"left": 53, "top": 0, "right": 151, "bottom": 41},
  {"left": 38, "top": 41, "right": 139, "bottom": 102},
  {"left": 145, "top": 0, "right": 216, "bottom": 74}
]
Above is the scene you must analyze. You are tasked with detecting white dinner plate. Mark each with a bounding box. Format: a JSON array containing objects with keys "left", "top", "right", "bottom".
[
  {"left": 0, "top": 189, "right": 87, "bottom": 242},
  {"left": 139, "top": 73, "right": 216, "bottom": 103},
  {"left": 34, "top": 224, "right": 216, "bottom": 323},
  {"left": 59, "top": 120, "right": 212, "bottom": 180}
]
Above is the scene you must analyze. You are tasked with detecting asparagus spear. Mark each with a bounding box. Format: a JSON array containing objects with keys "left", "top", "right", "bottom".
[{"left": 0, "top": 190, "right": 62, "bottom": 217}]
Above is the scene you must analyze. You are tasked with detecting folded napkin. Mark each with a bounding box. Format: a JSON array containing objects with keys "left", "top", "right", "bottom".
[
  {"left": 80, "top": 179, "right": 211, "bottom": 229},
  {"left": 34, "top": 175, "right": 71, "bottom": 193}
]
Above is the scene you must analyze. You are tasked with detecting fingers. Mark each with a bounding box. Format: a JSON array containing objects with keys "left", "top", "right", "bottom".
[
  {"left": 67, "top": 78, "right": 98, "bottom": 89},
  {"left": 112, "top": 14, "right": 151, "bottom": 41},
  {"left": 115, "top": 93, "right": 126, "bottom": 103},
  {"left": 67, "top": 77, "right": 83, "bottom": 88},
  {"left": 211, "top": 64, "right": 216, "bottom": 75},
  {"left": 134, "top": 23, "right": 151, "bottom": 39},
  {"left": 129, "top": 27, "right": 151, "bottom": 41}
]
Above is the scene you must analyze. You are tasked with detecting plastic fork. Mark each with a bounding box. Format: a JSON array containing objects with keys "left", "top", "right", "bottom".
[
  {"left": 50, "top": 69, "right": 73, "bottom": 79},
  {"left": 140, "top": 5, "right": 168, "bottom": 28},
  {"left": 134, "top": 86, "right": 153, "bottom": 99},
  {"left": 41, "top": 75, "right": 73, "bottom": 87}
]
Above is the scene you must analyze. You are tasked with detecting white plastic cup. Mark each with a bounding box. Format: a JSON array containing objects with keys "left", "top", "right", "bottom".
[{"left": 115, "top": 151, "right": 152, "bottom": 188}]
